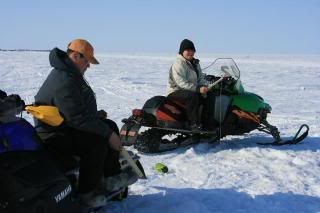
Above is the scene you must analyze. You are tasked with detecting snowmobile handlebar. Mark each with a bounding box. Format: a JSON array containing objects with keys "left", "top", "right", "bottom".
[
  {"left": 24, "top": 104, "right": 64, "bottom": 127},
  {"left": 207, "top": 73, "right": 233, "bottom": 90}
]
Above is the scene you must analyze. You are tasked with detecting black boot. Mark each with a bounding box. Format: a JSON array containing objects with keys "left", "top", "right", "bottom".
[{"left": 189, "top": 123, "right": 202, "bottom": 132}]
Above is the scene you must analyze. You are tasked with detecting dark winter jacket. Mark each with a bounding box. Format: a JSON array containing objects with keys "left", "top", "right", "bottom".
[{"left": 34, "top": 48, "right": 112, "bottom": 140}]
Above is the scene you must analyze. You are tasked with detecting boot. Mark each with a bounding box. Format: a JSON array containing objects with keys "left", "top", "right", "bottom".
[
  {"left": 78, "top": 190, "right": 107, "bottom": 208},
  {"left": 103, "top": 169, "right": 138, "bottom": 192},
  {"left": 189, "top": 123, "right": 202, "bottom": 133}
]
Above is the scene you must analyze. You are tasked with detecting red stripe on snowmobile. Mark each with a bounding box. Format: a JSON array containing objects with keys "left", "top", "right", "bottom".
[
  {"left": 163, "top": 104, "right": 181, "bottom": 114},
  {"left": 232, "top": 110, "right": 261, "bottom": 124},
  {"left": 156, "top": 110, "right": 178, "bottom": 122}
]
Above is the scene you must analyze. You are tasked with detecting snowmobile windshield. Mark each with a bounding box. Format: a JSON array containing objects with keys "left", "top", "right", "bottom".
[
  {"left": 203, "top": 58, "right": 244, "bottom": 93},
  {"left": 203, "top": 58, "right": 240, "bottom": 80}
]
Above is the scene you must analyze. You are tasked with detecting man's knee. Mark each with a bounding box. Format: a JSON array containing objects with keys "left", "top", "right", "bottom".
[
  {"left": 170, "top": 90, "right": 198, "bottom": 100},
  {"left": 185, "top": 91, "right": 199, "bottom": 103},
  {"left": 102, "top": 119, "right": 119, "bottom": 135}
]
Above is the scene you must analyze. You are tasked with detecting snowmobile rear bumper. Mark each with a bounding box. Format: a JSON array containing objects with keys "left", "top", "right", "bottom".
[{"left": 120, "top": 118, "right": 141, "bottom": 146}]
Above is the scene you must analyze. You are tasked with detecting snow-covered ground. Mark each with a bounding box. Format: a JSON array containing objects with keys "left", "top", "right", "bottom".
[{"left": 1, "top": 51, "right": 319, "bottom": 212}]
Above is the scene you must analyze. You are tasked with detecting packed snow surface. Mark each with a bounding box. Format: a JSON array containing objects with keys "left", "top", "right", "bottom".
[{"left": 1, "top": 52, "right": 319, "bottom": 212}]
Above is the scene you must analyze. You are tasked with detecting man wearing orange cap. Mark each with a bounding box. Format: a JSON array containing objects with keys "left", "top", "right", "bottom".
[{"left": 34, "top": 39, "right": 137, "bottom": 207}]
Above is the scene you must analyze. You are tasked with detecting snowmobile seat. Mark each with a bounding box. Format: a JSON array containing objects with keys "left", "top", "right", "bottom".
[
  {"left": 169, "top": 100, "right": 186, "bottom": 109},
  {"left": 142, "top": 96, "right": 167, "bottom": 115},
  {"left": 156, "top": 98, "right": 187, "bottom": 122},
  {"left": 142, "top": 96, "right": 187, "bottom": 123}
]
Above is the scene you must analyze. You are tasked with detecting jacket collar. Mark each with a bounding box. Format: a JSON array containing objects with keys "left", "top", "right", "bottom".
[
  {"left": 176, "top": 54, "right": 200, "bottom": 67},
  {"left": 49, "top": 48, "right": 82, "bottom": 77}
]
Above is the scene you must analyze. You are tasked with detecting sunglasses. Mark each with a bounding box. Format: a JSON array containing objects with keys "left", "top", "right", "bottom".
[
  {"left": 67, "top": 49, "right": 88, "bottom": 62},
  {"left": 77, "top": 52, "right": 89, "bottom": 63}
]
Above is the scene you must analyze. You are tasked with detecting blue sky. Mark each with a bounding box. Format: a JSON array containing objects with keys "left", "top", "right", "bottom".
[{"left": 0, "top": 0, "right": 319, "bottom": 54}]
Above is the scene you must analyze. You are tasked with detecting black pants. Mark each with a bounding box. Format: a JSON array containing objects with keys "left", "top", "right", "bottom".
[
  {"left": 44, "top": 119, "right": 120, "bottom": 193},
  {"left": 168, "top": 90, "right": 200, "bottom": 125},
  {"left": 168, "top": 90, "right": 216, "bottom": 129},
  {"left": 200, "top": 91, "right": 217, "bottom": 130}
]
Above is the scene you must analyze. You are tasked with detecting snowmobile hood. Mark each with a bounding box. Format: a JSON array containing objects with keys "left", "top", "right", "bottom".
[{"left": 49, "top": 48, "right": 79, "bottom": 73}]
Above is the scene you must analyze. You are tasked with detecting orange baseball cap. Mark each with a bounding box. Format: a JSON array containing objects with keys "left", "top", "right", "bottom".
[{"left": 67, "top": 39, "right": 99, "bottom": 64}]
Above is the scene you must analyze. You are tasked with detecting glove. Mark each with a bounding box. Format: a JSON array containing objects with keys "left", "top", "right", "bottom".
[
  {"left": 97, "top": 109, "right": 108, "bottom": 118},
  {"left": 7, "top": 94, "right": 25, "bottom": 108},
  {"left": 205, "top": 75, "right": 219, "bottom": 83},
  {"left": 222, "top": 77, "right": 234, "bottom": 85}
]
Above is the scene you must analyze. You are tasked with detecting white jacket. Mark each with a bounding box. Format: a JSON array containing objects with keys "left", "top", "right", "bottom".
[{"left": 167, "top": 54, "right": 207, "bottom": 95}]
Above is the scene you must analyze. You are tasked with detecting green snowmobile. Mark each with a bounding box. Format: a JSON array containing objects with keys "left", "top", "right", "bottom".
[{"left": 120, "top": 58, "right": 309, "bottom": 153}]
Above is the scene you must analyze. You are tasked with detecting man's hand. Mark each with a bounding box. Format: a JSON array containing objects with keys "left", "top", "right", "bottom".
[
  {"left": 108, "top": 132, "right": 122, "bottom": 151},
  {"left": 199, "top": 86, "right": 208, "bottom": 94},
  {"left": 98, "top": 109, "right": 108, "bottom": 118}
]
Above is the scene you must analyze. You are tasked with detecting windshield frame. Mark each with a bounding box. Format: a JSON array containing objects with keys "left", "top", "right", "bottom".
[{"left": 202, "top": 58, "right": 241, "bottom": 80}]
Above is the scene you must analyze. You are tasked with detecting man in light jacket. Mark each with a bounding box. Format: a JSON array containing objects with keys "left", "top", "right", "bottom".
[{"left": 167, "top": 39, "right": 215, "bottom": 130}]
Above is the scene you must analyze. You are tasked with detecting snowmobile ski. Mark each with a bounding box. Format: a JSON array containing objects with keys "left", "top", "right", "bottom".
[{"left": 257, "top": 124, "right": 309, "bottom": 146}]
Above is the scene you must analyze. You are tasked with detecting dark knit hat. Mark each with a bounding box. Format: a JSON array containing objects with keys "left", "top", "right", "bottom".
[{"left": 179, "top": 39, "right": 196, "bottom": 55}]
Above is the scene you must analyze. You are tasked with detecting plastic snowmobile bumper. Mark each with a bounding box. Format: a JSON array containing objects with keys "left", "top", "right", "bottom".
[{"left": 120, "top": 118, "right": 141, "bottom": 146}]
